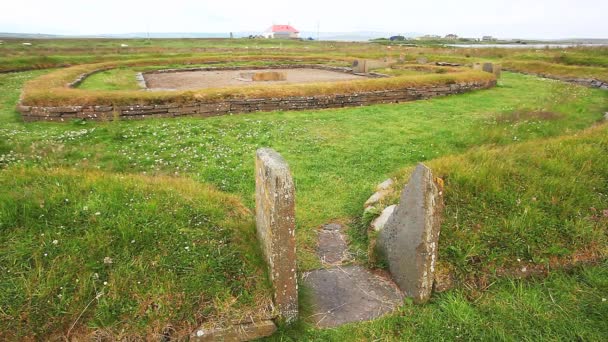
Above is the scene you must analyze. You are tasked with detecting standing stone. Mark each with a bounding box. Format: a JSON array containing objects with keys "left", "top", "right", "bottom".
[
  {"left": 473, "top": 62, "right": 501, "bottom": 77},
  {"left": 377, "top": 163, "right": 443, "bottom": 304},
  {"left": 353, "top": 59, "right": 369, "bottom": 73},
  {"left": 255, "top": 148, "right": 298, "bottom": 322}
]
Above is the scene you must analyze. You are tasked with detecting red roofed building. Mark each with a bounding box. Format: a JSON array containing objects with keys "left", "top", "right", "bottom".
[{"left": 264, "top": 24, "right": 300, "bottom": 39}]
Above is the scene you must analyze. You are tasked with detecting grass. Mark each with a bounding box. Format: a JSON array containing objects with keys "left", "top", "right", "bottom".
[
  {"left": 375, "top": 123, "right": 608, "bottom": 287},
  {"left": 0, "top": 168, "right": 271, "bottom": 340},
  {"left": 78, "top": 68, "right": 142, "bottom": 91},
  {"left": 4, "top": 71, "right": 606, "bottom": 270},
  {"left": 1, "top": 43, "right": 607, "bottom": 339},
  {"left": 503, "top": 60, "right": 608, "bottom": 82}
]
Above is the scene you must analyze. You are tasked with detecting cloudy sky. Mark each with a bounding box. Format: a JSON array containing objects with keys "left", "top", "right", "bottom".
[{"left": 1, "top": 0, "right": 607, "bottom": 39}]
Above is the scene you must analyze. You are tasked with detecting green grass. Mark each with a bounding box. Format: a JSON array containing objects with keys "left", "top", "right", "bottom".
[
  {"left": 0, "top": 168, "right": 271, "bottom": 340},
  {"left": 4, "top": 71, "right": 606, "bottom": 270},
  {"left": 1, "top": 44, "right": 607, "bottom": 339},
  {"left": 78, "top": 68, "right": 141, "bottom": 91},
  {"left": 377, "top": 123, "right": 608, "bottom": 287},
  {"left": 503, "top": 60, "right": 608, "bottom": 82}
]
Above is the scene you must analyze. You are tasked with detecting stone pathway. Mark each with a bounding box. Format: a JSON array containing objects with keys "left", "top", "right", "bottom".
[{"left": 302, "top": 223, "right": 404, "bottom": 328}]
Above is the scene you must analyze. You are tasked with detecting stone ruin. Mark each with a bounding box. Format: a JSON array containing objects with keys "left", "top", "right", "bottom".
[
  {"left": 214, "top": 153, "right": 447, "bottom": 341},
  {"left": 237, "top": 71, "right": 287, "bottom": 82}
]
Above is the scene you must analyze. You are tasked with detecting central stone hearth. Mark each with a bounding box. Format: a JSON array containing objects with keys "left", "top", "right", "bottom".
[{"left": 237, "top": 71, "right": 287, "bottom": 82}]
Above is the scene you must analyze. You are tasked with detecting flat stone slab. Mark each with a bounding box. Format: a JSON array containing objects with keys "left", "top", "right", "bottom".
[
  {"left": 302, "top": 265, "right": 404, "bottom": 328},
  {"left": 317, "top": 223, "right": 350, "bottom": 265}
]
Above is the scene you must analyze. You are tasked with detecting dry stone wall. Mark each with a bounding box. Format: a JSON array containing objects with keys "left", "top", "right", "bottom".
[
  {"left": 504, "top": 69, "right": 608, "bottom": 90},
  {"left": 18, "top": 79, "right": 496, "bottom": 122}
]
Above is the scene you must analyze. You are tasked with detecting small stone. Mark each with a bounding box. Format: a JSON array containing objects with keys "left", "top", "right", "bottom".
[
  {"left": 364, "top": 191, "right": 387, "bottom": 208},
  {"left": 376, "top": 179, "right": 394, "bottom": 192},
  {"left": 371, "top": 205, "right": 397, "bottom": 232},
  {"left": 103, "top": 257, "right": 113, "bottom": 264}
]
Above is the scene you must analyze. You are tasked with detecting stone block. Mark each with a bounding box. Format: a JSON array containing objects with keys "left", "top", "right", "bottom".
[
  {"left": 255, "top": 148, "right": 298, "bottom": 322},
  {"left": 371, "top": 204, "right": 396, "bottom": 232},
  {"left": 191, "top": 320, "right": 277, "bottom": 341},
  {"left": 377, "top": 163, "right": 444, "bottom": 303},
  {"left": 473, "top": 62, "right": 501, "bottom": 77}
]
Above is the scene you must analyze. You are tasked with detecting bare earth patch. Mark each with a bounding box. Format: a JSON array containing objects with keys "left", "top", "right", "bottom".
[{"left": 143, "top": 68, "right": 367, "bottom": 90}]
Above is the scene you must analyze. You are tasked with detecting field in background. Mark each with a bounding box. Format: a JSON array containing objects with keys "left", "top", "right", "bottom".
[{"left": 0, "top": 39, "right": 606, "bottom": 339}]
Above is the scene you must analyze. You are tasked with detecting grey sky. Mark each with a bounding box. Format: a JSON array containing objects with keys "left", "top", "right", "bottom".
[{"left": 1, "top": 0, "right": 606, "bottom": 39}]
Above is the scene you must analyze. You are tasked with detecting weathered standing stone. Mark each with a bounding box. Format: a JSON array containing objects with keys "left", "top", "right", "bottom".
[
  {"left": 255, "top": 148, "right": 298, "bottom": 322},
  {"left": 474, "top": 62, "right": 501, "bottom": 77},
  {"left": 352, "top": 59, "right": 369, "bottom": 73},
  {"left": 377, "top": 163, "right": 443, "bottom": 303}
]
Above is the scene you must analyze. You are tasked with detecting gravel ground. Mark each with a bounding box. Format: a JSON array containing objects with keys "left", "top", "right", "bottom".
[{"left": 143, "top": 68, "right": 367, "bottom": 90}]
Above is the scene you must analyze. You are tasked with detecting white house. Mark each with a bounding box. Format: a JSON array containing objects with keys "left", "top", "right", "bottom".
[{"left": 264, "top": 25, "right": 299, "bottom": 39}]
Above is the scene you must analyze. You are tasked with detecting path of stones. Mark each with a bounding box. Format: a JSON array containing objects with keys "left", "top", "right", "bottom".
[{"left": 301, "top": 223, "right": 404, "bottom": 328}]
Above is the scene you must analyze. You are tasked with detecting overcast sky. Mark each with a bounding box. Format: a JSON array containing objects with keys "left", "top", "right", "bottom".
[{"left": 1, "top": 0, "right": 607, "bottom": 39}]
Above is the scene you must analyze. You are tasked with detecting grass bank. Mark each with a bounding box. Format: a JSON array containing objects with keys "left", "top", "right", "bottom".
[
  {"left": 0, "top": 167, "right": 271, "bottom": 340},
  {"left": 503, "top": 60, "right": 608, "bottom": 82},
  {"left": 372, "top": 123, "right": 608, "bottom": 288}
]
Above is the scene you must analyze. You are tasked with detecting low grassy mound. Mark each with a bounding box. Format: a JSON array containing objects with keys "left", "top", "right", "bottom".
[
  {"left": 503, "top": 60, "right": 608, "bottom": 82},
  {"left": 383, "top": 123, "right": 608, "bottom": 287},
  {"left": 19, "top": 56, "right": 495, "bottom": 106},
  {"left": 0, "top": 167, "right": 271, "bottom": 340}
]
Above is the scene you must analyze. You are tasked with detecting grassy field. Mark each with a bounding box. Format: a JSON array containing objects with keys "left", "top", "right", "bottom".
[{"left": 0, "top": 40, "right": 607, "bottom": 339}]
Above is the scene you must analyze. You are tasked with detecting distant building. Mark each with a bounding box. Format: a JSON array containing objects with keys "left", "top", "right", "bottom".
[
  {"left": 482, "top": 35, "right": 497, "bottom": 41},
  {"left": 264, "top": 25, "right": 300, "bottom": 39},
  {"left": 416, "top": 34, "right": 441, "bottom": 40},
  {"left": 444, "top": 34, "right": 458, "bottom": 40}
]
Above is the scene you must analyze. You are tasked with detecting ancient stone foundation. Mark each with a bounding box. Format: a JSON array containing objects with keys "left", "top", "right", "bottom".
[
  {"left": 18, "top": 80, "right": 496, "bottom": 122},
  {"left": 255, "top": 148, "right": 298, "bottom": 322},
  {"left": 377, "top": 163, "right": 444, "bottom": 304},
  {"left": 504, "top": 69, "right": 608, "bottom": 90}
]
